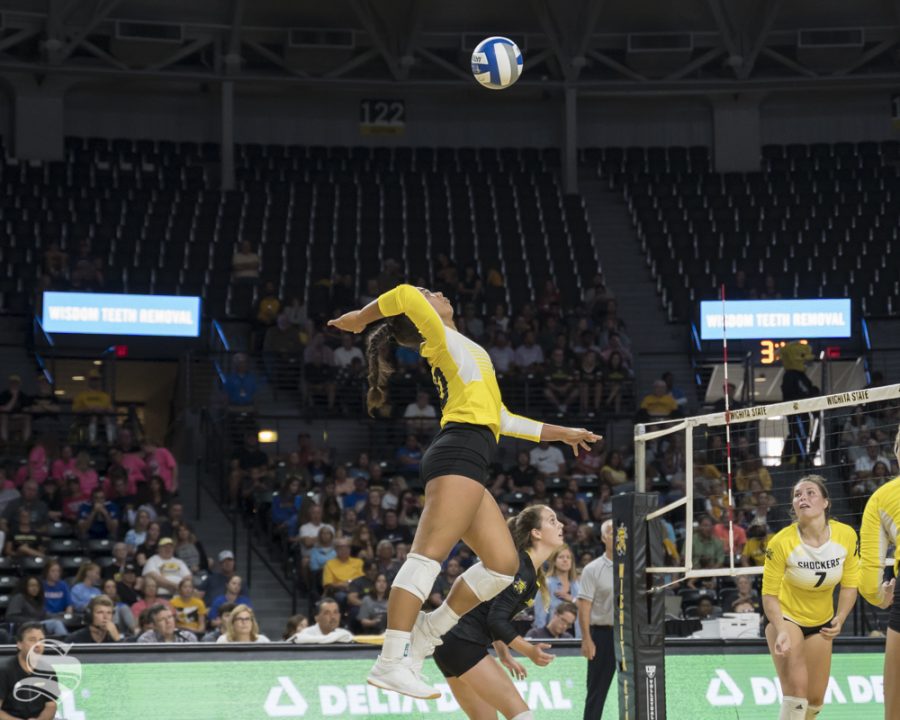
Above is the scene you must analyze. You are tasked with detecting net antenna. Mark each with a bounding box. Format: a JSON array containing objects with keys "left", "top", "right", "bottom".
[
  {"left": 719, "top": 284, "right": 736, "bottom": 577},
  {"left": 634, "top": 382, "right": 900, "bottom": 583}
]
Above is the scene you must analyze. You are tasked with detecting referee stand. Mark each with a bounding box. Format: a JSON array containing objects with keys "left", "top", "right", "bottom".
[{"left": 612, "top": 493, "right": 667, "bottom": 719}]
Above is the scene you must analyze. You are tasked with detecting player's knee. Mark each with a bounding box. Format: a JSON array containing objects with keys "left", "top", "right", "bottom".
[{"left": 461, "top": 562, "right": 514, "bottom": 602}]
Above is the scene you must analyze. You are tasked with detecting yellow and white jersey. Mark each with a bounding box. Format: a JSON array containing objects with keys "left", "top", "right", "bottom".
[
  {"left": 378, "top": 284, "right": 543, "bottom": 442},
  {"left": 762, "top": 519, "right": 860, "bottom": 626},
  {"left": 859, "top": 477, "right": 900, "bottom": 607}
]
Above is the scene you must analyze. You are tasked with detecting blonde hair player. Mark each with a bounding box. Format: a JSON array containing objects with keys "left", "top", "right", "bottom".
[
  {"left": 328, "top": 284, "right": 599, "bottom": 699},
  {"left": 430, "top": 505, "right": 565, "bottom": 720},
  {"left": 762, "top": 475, "right": 860, "bottom": 720},
  {"left": 858, "top": 428, "right": 899, "bottom": 720}
]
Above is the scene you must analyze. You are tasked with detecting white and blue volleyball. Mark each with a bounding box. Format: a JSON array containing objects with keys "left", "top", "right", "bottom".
[{"left": 471, "top": 36, "right": 523, "bottom": 90}]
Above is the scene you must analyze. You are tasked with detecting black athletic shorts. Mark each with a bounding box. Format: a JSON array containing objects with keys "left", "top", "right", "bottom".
[
  {"left": 785, "top": 616, "right": 833, "bottom": 638},
  {"left": 432, "top": 633, "right": 490, "bottom": 678},
  {"left": 889, "top": 584, "right": 900, "bottom": 634},
  {"left": 420, "top": 422, "right": 497, "bottom": 485}
]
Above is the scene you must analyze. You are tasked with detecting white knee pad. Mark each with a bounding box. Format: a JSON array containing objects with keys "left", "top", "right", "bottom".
[
  {"left": 511, "top": 712, "right": 534, "bottom": 720},
  {"left": 460, "top": 561, "right": 515, "bottom": 602},
  {"left": 805, "top": 705, "right": 822, "bottom": 719},
  {"left": 391, "top": 553, "right": 442, "bottom": 602},
  {"left": 779, "top": 696, "right": 808, "bottom": 720}
]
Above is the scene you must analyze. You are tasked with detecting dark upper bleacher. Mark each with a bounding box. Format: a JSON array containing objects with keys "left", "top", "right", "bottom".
[
  {"left": 0, "top": 139, "right": 599, "bottom": 320},
  {"left": 581, "top": 141, "right": 900, "bottom": 321}
]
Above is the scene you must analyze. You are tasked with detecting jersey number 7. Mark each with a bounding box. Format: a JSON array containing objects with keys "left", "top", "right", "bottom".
[{"left": 813, "top": 571, "right": 827, "bottom": 588}]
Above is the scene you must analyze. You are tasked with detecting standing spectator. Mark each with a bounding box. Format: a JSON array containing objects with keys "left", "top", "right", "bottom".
[
  {"left": 357, "top": 574, "right": 390, "bottom": 634},
  {"left": 529, "top": 440, "right": 567, "bottom": 477},
  {"left": 142, "top": 438, "right": 178, "bottom": 494},
  {"left": 532, "top": 546, "right": 581, "bottom": 637},
  {"left": 403, "top": 391, "right": 439, "bottom": 438},
  {"left": 72, "top": 370, "right": 116, "bottom": 444},
  {"left": 288, "top": 597, "right": 354, "bottom": 644},
  {"left": 223, "top": 353, "right": 259, "bottom": 409},
  {"left": 0, "top": 374, "right": 30, "bottom": 443},
  {"left": 100, "top": 579, "right": 136, "bottom": 634},
  {"left": 77, "top": 488, "right": 119, "bottom": 540},
  {"left": 525, "top": 602, "right": 577, "bottom": 639},
  {"left": 578, "top": 519, "right": 616, "bottom": 720},
  {"left": 142, "top": 537, "right": 191, "bottom": 597},
  {"left": 231, "top": 240, "right": 260, "bottom": 284},
  {"left": 41, "top": 561, "right": 72, "bottom": 617},
  {"left": 6, "top": 576, "right": 68, "bottom": 637},
  {"left": 207, "top": 576, "right": 251, "bottom": 624},
  {"left": 0, "top": 624, "right": 59, "bottom": 718},
  {"left": 70, "top": 563, "right": 103, "bottom": 611},
  {"left": 323, "top": 538, "right": 364, "bottom": 606},
  {"left": 170, "top": 577, "right": 207, "bottom": 636},
  {"left": 137, "top": 604, "right": 197, "bottom": 643},
  {"left": 217, "top": 604, "right": 269, "bottom": 643},
  {"left": 66, "top": 596, "right": 121, "bottom": 644}
]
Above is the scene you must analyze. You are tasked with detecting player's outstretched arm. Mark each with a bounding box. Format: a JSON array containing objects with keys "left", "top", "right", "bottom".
[{"left": 540, "top": 424, "right": 601, "bottom": 457}]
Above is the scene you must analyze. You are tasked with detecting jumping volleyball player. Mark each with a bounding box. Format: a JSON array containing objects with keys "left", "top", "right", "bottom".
[
  {"left": 328, "top": 284, "right": 599, "bottom": 698},
  {"left": 762, "top": 475, "right": 860, "bottom": 719},
  {"left": 431, "top": 505, "right": 564, "bottom": 720},
  {"left": 858, "top": 428, "right": 899, "bottom": 720}
]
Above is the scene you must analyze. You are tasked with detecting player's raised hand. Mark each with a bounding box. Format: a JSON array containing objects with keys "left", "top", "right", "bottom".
[
  {"left": 327, "top": 310, "right": 367, "bottom": 334},
  {"left": 560, "top": 428, "right": 601, "bottom": 457}
]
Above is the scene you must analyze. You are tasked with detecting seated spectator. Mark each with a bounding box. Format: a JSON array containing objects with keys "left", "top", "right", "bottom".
[
  {"left": 599, "top": 451, "right": 629, "bottom": 488},
  {"left": 100, "top": 579, "right": 136, "bottom": 634},
  {"left": 51, "top": 445, "right": 77, "bottom": 482},
  {"left": 158, "top": 501, "right": 185, "bottom": 539},
  {"left": 115, "top": 563, "right": 141, "bottom": 606},
  {"left": 208, "top": 575, "right": 251, "bottom": 624},
  {"left": 713, "top": 519, "right": 747, "bottom": 558},
  {"left": 135, "top": 477, "right": 170, "bottom": 521},
  {"left": 373, "top": 539, "right": 400, "bottom": 581},
  {"left": 77, "top": 488, "right": 119, "bottom": 540},
  {"left": 403, "top": 391, "right": 438, "bottom": 439},
  {"left": 0, "top": 624, "right": 58, "bottom": 719},
  {"left": 263, "top": 313, "right": 303, "bottom": 388},
  {"left": 694, "top": 596, "right": 722, "bottom": 620},
  {"left": 529, "top": 441, "right": 566, "bottom": 477},
  {"left": 217, "top": 603, "right": 269, "bottom": 643},
  {"left": 323, "top": 538, "right": 363, "bottom": 605},
  {"left": 125, "top": 509, "right": 152, "bottom": 552},
  {"left": 599, "top": 332, "right": 633, "bottom": 369},
  {"left": 142, "top": 537, "right": 191, "bottom": 597},
  {"left": 514, "top": 331, "right": 545, "bottom": 374},
  {"left": 310, "top": 526, "right": 337, "bottom": 578},
  {"left": 102, "top": 542, "right": 131, "bottom": 580},
  {"left": 14, "top": 442, "right": 50, "bottom": 487},
  {"left": 231, "top": 240, "right": 259, "bottom": 284},
  {"left": 272, "top": 478, "right": 303, "bottom": 534},
  {"left": 559, "top": 490, "right": 589, "bottom": 524},
  {"left": 72, "top": 370, "right": 116, "bottom": 445},
  {"left": 202, "top": 602, "right": 236, "bottom": 642},
  {"left": 854, "top": 437, "right": 893, "bottom": 479},
  {"left": 69, "top": 451, "right": 99, "bottom": 497},
  {"left": 67, "top": 595, "right": 121, "bottom": 644},
  {"left": 228, "top": 432, "right": 268, "bottom": 506},
  {"left": 532, "top": 546, "right": 580, "bottom": 637},
  {"left": 2, "top": 480, "right": 49, "bottom": 529},
  {"left": 358, "top": 488, "right": 385, "bottom": 530},
  {"left": 704, "top": 478, "right": 729, "bottom": 523},
  {"left": 346, "top": 560, "right": 378, "bottom": 626},
  {"left": 661, "top": 371, "right": 688, "bottom": 412},
  {"left": 288, "top": 597, "right": 353, "bottom": 644},
  {"left": 130, "top": 577, "right": 173, "bottom": 619},
  {"left": 0, "top": 374, "right": 31, "bottom": 443},
  {"left": 5, "top": 508, "right": 46, "bottom": 559},
  {"left": 170, "top": 577, "right": 207, "bottom": 636},
  {"left": 544, "top": 348, "right": 579, "bottom": 416},
  {"left": 734, "top": 456, "right": 772, "bottom": 495},
  {"left": 174, "top": 523, "right": 207, "bottom": 576},
  {"left": 729, "top": 575, "right": 761, "bottom": 613},
  {"left": 427, "top": 557, "right": 463, "bottom": 609},
  {"left": 202, "top": 550, "right": 237, "bottom": 602},
  {"left": 690, "top": 515, "right": 725, "bottom": 569},
  {"left": 223, "top": 353, "right": 259, "bottom": 408},
  {"left": 637, "top": 380, "right": 682, "bottom": 422},
  {"left": 487, "top": 332, "right": 516, "bottom": 374},
  {"left": 281, "top": 614, "right": 309, "bottom": 641},
  {"left": 525, "top": 601, "right": 578, "bottom": 640},
  {"left": 397, "top": 490, "right": 422, "bottom": 529},
  {"left": 42, "top": 560, "right": 73, "bottom": 617},
  {"left": 357, "top": 574, "right": 390, "bottom": 634},
  {"left": 6, "top": 576, "right": 68, "bottom": 637},
  {"left": 137, "top": 604, "right": 197, "bottom": 643},
  {"left": 376, "top": 509, "right": 412, "bottom": 546},
  {"left": 71, "top": 562, "right": 103, "bottom": 611},
  {"left": 603, "top": 350, "right": 632, "bottom": 413},
  {"left": 303, "top": 333, "right": 337, "bottom": 411},
  {"left": 142, "top": 438, "right": 178, "bottom": 495},
  {"left": 135, "top": 521, "right": 162, "bottom": 566},
  {"left": 25, "top": 374, "right": 61, "bottom": 443},
  {"left": 349, "top": 524, "right": 376, "bottom": 560}
]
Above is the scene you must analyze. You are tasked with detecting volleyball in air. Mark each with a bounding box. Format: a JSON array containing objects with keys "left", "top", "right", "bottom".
[{"left": 471, "top": 36, "right": 523, "bottom": 90}]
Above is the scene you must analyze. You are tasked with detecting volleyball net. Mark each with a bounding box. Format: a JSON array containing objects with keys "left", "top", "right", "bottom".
[{"left": 613, "top": 382, "right": 900, "bottom": 720}]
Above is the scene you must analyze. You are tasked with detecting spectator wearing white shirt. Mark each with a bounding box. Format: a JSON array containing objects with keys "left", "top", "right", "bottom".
[
  {"left": 514, "top": 330, "right": 545, "bottom": 373},
  {"left": 142, "top": 538, "right": 191, "bottom": 598},
  {"left": 289, "top": 597, "right": 354, "bottom": 644},
  {"left": 487, "top": 333, "right": 516, "bottom": 374},
  {"left": 854, "top": 438, "right": 893, "bottom": 478},
  {"left": 216, "top": 603, "right": 270, "bottom": 643},
  {"left": 403, "top": 391, "right": 438, "bottom": 437},
  {"left": 529, "top": 441, "right": 567, "bottom": 477},
  {"left": 333, "top": 334, "right": 365, "bottom": 370}
]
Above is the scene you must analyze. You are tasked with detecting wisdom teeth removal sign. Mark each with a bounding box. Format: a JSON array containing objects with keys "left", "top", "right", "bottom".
[{"left": 42, "top": 292, "right": 201, "bottom": 337}]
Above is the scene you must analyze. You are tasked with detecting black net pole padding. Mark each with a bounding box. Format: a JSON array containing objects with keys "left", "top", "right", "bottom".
[{"left": 612, "top": 492, "right": 666, "bottom": 720}]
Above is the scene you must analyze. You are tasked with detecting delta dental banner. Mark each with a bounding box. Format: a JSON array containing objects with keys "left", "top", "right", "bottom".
[
  {"left": 48, "top": 654, "right": 884, "bottom": 719},
  {"left": 42, "top": 292, "right": 201, "bottom": 337},
  {"left": 699, "top": 298, "right": 852, "bottom": 340}
]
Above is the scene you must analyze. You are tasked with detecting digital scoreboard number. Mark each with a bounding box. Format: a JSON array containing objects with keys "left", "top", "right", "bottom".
[{"left": 759, "top": 339, "right": 808, "bottom": 365}]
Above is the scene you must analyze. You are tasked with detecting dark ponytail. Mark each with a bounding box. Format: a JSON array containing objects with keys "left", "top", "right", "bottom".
[
  {"left": 365, "top": 316, "right": 424, "bottom": 416},
  {"left": 508, "top": 504, "right": 551, "bottom": 606}
]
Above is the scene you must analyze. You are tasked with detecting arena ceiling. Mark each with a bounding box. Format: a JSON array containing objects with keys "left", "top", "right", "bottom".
[{"left": 0, "top": 0, "right": 898, "bottom": 94}]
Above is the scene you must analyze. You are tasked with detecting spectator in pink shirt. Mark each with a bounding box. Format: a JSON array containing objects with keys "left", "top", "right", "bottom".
[
  {"left": 109, "top": 447, "right": 146, "bottom": 495},
  {"left": 15, "top": 442, "right": 50, "bottom": 486},
  {"left": 143, "top": 439, "right": 178, "bottom": 494},
  {"left": 51, "top": 445, "right": 77, "bottom": 482},
  {"left": 72, "top": 451, "right": 99, "bottom": 496}
]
